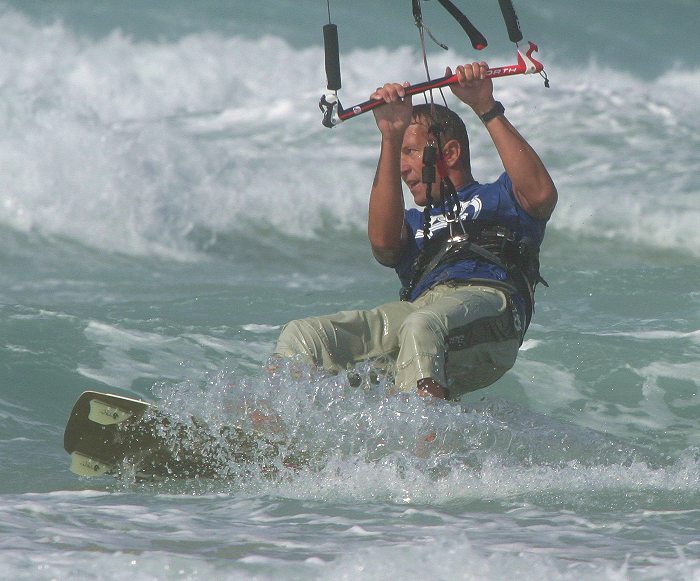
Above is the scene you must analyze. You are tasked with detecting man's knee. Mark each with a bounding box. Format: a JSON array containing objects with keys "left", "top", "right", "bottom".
[
  {"left": 399, "top": 310, "right": 446, "bottom": 344},
  {"left": 274, "top": 318, "right": 326, "bottom": 362}
]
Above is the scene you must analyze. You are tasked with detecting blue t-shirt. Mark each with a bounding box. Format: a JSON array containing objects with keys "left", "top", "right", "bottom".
[{"left": 395, "top": 173, "right": 548, "bottom": 302}]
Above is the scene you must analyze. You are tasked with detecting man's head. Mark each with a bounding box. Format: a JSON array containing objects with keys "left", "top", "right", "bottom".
[{"left": 400, "top": 103, "right": 472, "bottom": 206}]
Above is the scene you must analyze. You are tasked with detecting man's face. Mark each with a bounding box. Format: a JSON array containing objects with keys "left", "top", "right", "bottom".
[{"left": 400, "top": 122, "right": 435, "bottom": 207}]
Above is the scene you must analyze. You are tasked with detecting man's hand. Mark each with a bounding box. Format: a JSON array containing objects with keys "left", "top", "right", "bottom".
[
  {"left": 371, "top": 82, "right": 414, "bottom": 139},
  {"left": 448, "top": 62, "right": 557, "bottom": 219},
  {"left": 448, "top": 62, "right": 496, "bottom": 117}
]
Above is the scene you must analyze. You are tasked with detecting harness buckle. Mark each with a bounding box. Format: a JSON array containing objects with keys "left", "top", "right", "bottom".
[{"left": 494, "top": 225, "right": 516, "bottom": 241}]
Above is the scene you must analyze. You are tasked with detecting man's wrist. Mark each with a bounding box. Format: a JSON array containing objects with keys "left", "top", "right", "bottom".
[
  {"left": 380, "top": 132, "right": 405, "bottom": 146},
  {"left": 479, "top": 101, "right": 505, "bottom": 124}
]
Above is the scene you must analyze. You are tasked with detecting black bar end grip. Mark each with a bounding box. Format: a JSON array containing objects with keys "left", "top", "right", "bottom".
[
  {"left": 435, "top": 0, "right": 488, "bottom": 50},
  {"left": 323, "top": 24, "right": 342, "bottom": 91},
  {"left": 497, "top": 0, "right": 524, "bottom": 44}
]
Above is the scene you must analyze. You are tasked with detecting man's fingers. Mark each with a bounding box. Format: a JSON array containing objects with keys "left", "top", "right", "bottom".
[
  {"left": 372, "top": 83, "right": 409, "bottom": 103},
  {"left": 455, "top": 62, "right": 490, "bottom": 85}
]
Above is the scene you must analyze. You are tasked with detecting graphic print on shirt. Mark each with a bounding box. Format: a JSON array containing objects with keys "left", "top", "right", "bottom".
[{"left": 414, "top": 195, "right": 483, "bottom": 241}]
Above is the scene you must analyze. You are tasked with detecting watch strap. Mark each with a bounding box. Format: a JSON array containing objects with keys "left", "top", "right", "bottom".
[{"left": 480, "top": 101, "right": 505, "bottom": 124}]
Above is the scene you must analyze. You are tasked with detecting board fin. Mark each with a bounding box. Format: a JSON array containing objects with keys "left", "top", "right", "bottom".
[
  {"left": 88, "top": 398, "right": 134, "bottom": 426},
  {"left": 70, "top": 451, "right": 113, "bottom": 476}
]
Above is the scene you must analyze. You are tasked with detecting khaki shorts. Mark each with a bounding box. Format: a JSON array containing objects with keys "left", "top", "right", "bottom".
[{"left": 273, "top": 283, "right": 522, "bottom": 399}]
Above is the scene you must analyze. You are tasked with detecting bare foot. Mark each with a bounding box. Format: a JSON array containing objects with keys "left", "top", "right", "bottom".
[{"left": 416, "top": 377, "right": 450, "bottom": 399}]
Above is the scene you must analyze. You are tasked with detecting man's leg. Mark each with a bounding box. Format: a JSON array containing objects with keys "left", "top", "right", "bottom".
[
  {"left": 273, "top": 300, "right": 416, "bottom": 373},
  {"left": 394, "top": 284, "right": 521, "bottom": 399}
]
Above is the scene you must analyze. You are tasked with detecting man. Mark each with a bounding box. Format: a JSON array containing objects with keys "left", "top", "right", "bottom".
[{"left": 273, "top": 62, "right": 557, "bottom": 400}]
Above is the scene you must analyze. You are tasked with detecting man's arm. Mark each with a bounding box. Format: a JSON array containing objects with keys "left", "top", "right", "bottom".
[
  {"left": 368, "top": 83, "right": 414, "bottom": 266},
  {"left": 449, "top": 63, "right": 558, "bottom": 220}
]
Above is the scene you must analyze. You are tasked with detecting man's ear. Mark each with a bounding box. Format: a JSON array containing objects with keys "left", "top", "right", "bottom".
[{"left": 442, "top": 139, "right": 462, "bottom": 167}]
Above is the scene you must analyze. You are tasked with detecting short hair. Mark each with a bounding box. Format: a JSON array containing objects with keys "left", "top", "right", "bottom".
[{"left": 411, "top": 103, "right": 471, "bottom": 169}]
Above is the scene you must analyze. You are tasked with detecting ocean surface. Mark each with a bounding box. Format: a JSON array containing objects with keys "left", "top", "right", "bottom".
[{"left": 1, "top": 0, "right": 699, "bottom": 579}]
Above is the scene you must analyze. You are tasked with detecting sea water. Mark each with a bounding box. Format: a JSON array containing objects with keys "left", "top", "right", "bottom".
[{"left": 1, "top": 0, "right": 699, "bottom": 579}]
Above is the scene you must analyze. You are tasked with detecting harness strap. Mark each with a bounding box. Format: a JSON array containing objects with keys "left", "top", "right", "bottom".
[
  {"left": 400, "top": 224, "right": 547, "bottom": 329},
  {"left": 402, "top": 235, "right": 509, "bottom": 302}
]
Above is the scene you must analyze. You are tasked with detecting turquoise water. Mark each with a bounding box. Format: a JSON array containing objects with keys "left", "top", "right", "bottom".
[{"left": 1, "top": 1, "right": 699, "bottom": 579}]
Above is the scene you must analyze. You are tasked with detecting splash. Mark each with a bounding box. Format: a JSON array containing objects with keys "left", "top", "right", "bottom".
[{"left": 97, "top": 358, "right": 698, "bottom": 511}]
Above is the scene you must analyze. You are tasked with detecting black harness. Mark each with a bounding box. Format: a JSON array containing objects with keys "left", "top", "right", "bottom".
[{"left": 399, "top": 221, "right": 547, "bottom": 329}]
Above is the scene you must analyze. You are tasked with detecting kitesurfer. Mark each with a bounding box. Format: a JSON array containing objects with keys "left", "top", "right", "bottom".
[{"left": 273, "top": 61, "right": 557, "bottom": 400}]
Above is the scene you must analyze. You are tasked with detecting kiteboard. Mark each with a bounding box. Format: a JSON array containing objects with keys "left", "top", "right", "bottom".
[{"left": 64, "top": 391, "right": 294, "bottom": 480}]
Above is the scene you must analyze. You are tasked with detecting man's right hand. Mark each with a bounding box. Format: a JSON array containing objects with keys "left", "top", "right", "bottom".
[{"left": 371, "top": 82, "right": 414, "bottom": 139}]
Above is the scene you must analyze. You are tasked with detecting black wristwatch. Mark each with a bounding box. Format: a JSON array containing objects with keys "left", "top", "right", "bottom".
[{"left": 480, "top": 101, "right": 505, "bottom": 124}]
